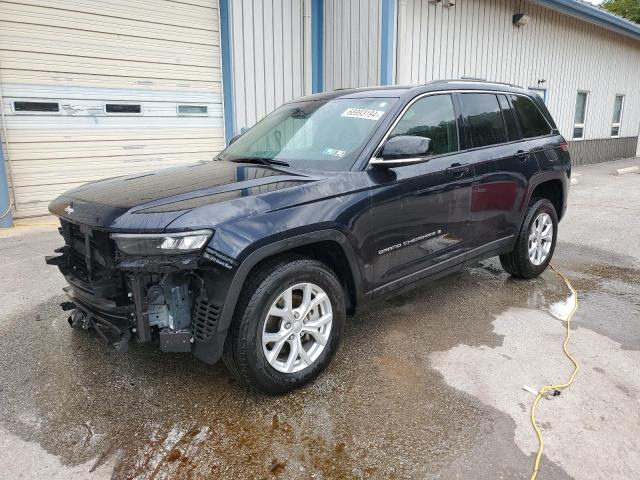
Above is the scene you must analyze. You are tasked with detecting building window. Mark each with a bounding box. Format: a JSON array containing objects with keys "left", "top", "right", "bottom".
[
  {"left": 611, "top": 95, "right": 624, "bottom": 137},
  {"left": 177, "top": 105, "right": 208, "bottom": 116},
  {"left": 105, "top": 104, "right": 142, "bottom": 114},
  {"left": 12, "top": 101, "right": 60, "bottom": 113},
  {"left": 573, "top": 91, "right": 588, "bottom": 140}
]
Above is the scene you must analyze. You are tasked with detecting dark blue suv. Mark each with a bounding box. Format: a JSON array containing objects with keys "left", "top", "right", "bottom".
[{"left": 47, "top": 80, "right": 570, "bottom": 393}]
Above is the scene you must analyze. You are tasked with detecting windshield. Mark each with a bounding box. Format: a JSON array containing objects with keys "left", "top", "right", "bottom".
[{"left": 218, "top": 97, "right": 398, "bottom": 171}]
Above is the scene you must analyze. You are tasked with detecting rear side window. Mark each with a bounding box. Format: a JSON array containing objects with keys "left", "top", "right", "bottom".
[
  {"left": 497, "top": 95, "right": 520, "bottom": 141},
  {"left": 510, "top": 95, "right": 552, "bottom": 138},
  {"left": 389, "top": 94, "right": 459, "bottom": 155},
  {"left": 459, "top": 93, "right": 507, "bottom": 148}
]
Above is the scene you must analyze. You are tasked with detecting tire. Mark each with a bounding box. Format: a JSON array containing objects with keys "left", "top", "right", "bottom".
[
  {"left": 222, "top": 255, "right": 346, "bottom": 394},
  {"left": 500, "top": 198, "right": 558, "bottom": 279}
]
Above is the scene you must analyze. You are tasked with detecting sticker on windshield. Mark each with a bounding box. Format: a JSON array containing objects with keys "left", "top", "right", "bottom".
[
  {"left": 322, "top": 148, "right": 345, "bottom": 158},
  {"left": 341, "top": 108, "right": 385, "bottom": 121}
]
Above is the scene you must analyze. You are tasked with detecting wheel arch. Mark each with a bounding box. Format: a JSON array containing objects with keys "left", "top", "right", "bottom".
[
  {"left": 519, "top": 172, "right": 567, "bottom": 234},
  {"left": 530, "top": 178, "right": 564, "bottom": 220},
  {"left": 218, "top": 230, "right": 363, "bottom": 333}
]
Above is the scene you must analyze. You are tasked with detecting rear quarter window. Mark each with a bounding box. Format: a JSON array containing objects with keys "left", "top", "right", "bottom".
[{"left": 510, "top": 95, "right": 552, "bottom": 138}]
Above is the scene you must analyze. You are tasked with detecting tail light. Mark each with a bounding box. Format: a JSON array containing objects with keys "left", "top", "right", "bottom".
[{"left": 559, "top": 142, "right": 569, "bottom": 152}]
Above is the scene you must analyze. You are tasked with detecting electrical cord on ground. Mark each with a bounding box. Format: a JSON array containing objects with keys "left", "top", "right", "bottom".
[{"left": 529, "top": 264, "right": 580, "bottom": 480}]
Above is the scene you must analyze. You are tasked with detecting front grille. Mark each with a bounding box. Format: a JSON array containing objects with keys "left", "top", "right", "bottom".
[
  {"left": 60, "top": 220, "right": 115, "bottom": 283},
  {"left": 192, "top": 296, "right": 221, "bottom": 341}
]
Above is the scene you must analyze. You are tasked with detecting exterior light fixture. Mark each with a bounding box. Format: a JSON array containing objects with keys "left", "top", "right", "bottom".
[{"left": 513, "top": 13, "right": 530, "bottom": 26}]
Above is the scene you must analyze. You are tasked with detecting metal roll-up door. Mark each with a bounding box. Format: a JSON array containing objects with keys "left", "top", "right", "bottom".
[{"left": 0, "top": 0, "right": 224, "bottom": 217}]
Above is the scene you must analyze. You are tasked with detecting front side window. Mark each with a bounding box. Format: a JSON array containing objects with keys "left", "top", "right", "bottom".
[
  {"left": 611, "top": 95, "right": 624, "bottom": 137},
  {"left": 460, "top": 93, "right": 507, "bottom": 148},
  {"left": 388, "top": 94, "right": 459, "bottom": 155},
  {"left": 219, "top": 97, "right": 397, "bottom": 171},
  {"left": 573, "top": 91, "right": 588, "bottom": 139},
  {"left": 511, "top": 95, "right": 552, "bottom": 138}
]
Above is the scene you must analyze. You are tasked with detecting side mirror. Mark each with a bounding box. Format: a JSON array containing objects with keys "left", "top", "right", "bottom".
[{"left": 370, "top": 135, "right": 432, "bottom": 167}]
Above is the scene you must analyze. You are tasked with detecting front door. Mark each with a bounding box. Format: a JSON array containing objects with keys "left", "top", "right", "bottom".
[{"left": 365, "top": 93, "right": 474, "bottom": 294}]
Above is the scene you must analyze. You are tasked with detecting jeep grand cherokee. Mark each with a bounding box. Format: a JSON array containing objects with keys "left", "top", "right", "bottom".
[{"left": 46, "top": 80, "right": 570, "bottom": 394}]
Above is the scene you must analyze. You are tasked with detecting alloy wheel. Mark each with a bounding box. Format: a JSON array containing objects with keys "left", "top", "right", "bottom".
[
  {"left": 261, "top": 282, "right": 333, "bottom": 373},
  {"left": 528, "top": 212, "right": 553, "bottom": 266}
]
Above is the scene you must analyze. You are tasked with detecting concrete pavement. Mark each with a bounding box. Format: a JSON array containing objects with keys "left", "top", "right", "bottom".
[{"left": 0, "top": 157, "right": 638, "bottom": 479}]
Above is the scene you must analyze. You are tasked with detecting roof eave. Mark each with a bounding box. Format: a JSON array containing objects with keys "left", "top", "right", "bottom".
[{"left": 535, "top": 0, "right": 640, "bottom": 41}]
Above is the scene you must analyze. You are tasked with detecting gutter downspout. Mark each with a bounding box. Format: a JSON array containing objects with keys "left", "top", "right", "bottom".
[{"left": 0, "top": 69, "right": 14, "bottom": 228}]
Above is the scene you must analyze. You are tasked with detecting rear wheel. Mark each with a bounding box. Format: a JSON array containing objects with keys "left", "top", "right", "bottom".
[
  {"left": 500, "top": 198, "right": 558, "bottom": 278},
  {"left": 222, "top": 256, "right": 346, "bottom": 394}
]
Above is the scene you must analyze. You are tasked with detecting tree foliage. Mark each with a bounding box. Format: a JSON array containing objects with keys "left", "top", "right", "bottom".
[{"left": 601, "top": 0, "right": 640, "bottom": 24}]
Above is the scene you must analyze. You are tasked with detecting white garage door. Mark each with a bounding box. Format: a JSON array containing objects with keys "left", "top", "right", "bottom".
[{"left": 0, "top": 0, "right": 224, "bottom": 217}]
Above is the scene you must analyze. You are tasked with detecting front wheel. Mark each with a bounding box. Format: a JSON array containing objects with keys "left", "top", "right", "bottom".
[
  {"left": 222, "top": 256, "right": 346, "bottom": 394},
  {"left": 500, "top": 198, "right": 558, "bottom": 278}
]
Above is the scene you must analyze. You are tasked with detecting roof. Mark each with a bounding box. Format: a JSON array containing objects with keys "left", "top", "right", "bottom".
[
  {"left": 535, "top": 0, "right": 640, "bottom": 41},
  {"left": 293, "top": 80, "right": 530, "bottom": 103}
]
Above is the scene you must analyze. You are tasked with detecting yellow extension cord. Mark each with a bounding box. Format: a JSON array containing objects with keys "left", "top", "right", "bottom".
[{"left": 529, "top": 264, "right": 580, "bottom": 480}]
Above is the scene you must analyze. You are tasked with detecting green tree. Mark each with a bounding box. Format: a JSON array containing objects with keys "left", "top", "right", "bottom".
[{"left": 601, "top": 0, "right": 640, "bottom": 24}]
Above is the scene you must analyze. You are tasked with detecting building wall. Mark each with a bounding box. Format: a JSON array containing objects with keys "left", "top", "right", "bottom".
[
  {"left": 323, "top": 0, "right": 382, "bottom": 90},
  {"left": 395, "top": 0, "right": 640, "bottom": 163},
  {"left": 0, "top": 0, "right": 224, "bottom": 217},
  {"left": 228, "top": 0, "right": 312, "bottom": 134}
]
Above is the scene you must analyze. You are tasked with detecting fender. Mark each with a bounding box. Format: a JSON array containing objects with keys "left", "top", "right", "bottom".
[
  {"left": 515, "top": 169, "right": 568, "bottom": 234},
  {"left": 218, "top": 229, "right": 364, "bottom": 332},
  {"left": 191, "top": 229, "right": 364, "bottom": 364}
]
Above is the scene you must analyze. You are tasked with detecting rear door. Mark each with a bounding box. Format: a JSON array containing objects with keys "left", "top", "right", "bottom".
[
  {"left": 458, "top": 92, "right": 539, "bottom": 252},
  {"left": 366, "top": 93, "right": 474, "bottom": 293},
  {"left": 509, "top": 94, "right": 564, "bottom": 174}
]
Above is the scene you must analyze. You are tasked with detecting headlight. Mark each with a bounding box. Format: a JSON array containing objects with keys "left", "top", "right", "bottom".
[{"left": 110, "top": 230, "right": 213, "bottom": 256}]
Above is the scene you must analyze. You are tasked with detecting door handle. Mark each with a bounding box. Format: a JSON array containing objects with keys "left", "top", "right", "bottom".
[
  {"left": 515, "top": 150, "right": 530, "bottom": 162},
  {"left": 446, "top": 163, "right": 470, "bottom": 177}
]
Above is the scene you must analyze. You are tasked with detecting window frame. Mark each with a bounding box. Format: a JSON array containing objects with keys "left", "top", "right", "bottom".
[
  {"left": 367, "top": 89, "right": 555, "bottom": 169},
  {"left": 611, "top": 94, "right": 624, "bottom": 138},
  {"left": 177, "top": 104, "right": 209, "bottom": 116},
  {"left": 573, "top": 91, "right": 589, "bottom": 140}
]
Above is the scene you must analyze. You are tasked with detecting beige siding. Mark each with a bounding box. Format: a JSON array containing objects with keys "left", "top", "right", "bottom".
[
  {"left": 229, "top": 0, "right": 312, "bottom": 133},
  {"left": 324, "top": 0, "right": 381, "bottom": 90},
  {"left": 0, "top": 0, "right": 224, "bottom": 217},
  {"left": 396, "top": 0, "right": 640, "bottom": 144}
]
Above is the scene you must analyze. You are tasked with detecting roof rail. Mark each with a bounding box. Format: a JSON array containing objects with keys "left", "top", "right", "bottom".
[{"left": 435, "top": 78, "right": 524, "bottom": 89}]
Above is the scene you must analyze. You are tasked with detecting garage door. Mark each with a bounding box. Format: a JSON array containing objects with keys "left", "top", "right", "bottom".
[{"left": 0, "top": 0, "right": 224, "bottom": 217}]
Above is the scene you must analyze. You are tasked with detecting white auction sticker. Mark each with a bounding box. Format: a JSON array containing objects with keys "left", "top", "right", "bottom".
[{"left": 341, "top": 108, "right": 385, "bottom": 121}]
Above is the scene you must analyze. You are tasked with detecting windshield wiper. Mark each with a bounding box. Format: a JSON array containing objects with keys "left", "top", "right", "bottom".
[{"left": 228, "top": 157, "right": 290, "bottom": 167}]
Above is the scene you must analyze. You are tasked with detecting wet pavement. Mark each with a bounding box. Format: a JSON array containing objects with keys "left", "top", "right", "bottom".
[{"left": 0, "top": 158, "right": 639, "bottom": 479}]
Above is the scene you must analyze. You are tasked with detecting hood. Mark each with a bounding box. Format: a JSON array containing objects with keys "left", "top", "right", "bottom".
[{"left": 49, "top": 161, "right": 321, "bottom": 230}]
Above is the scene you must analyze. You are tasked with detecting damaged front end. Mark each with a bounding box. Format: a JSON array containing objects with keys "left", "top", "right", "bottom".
[{"left": 46, "top": 220, "right": 233, "bottom": 362}]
